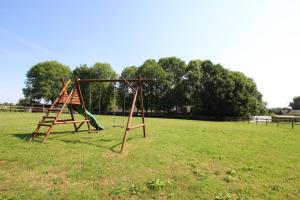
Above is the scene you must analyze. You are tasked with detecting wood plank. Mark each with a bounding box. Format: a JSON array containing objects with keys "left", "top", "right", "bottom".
[
  {"left": 128, "top": 124, "right": 144, "bottom": 130},
  {"left": 54, "top": 120, "right": 89, "bottom": 124},
  {"left": 38, "top": 123, "right": 52, "bottom": 127},
  {"left": 78, "top": 78, "right": 155, "bottom": 83}
]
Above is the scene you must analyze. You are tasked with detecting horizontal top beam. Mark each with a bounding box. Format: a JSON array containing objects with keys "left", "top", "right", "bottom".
[{"left": 77, "top": 78, "right": 155, "bottom": 83}]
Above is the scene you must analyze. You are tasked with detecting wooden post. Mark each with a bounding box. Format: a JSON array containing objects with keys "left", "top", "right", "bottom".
[
  {"left": 98, "top": 88, "right": 101, "bottom": 115},
  {"left": 69, "top": 107, "right": 78, "bottom": 132},
  {"left": 139, "top": 76, "right": 146, "bottom": 137},
  {"left": 89, "top": 83, "right": 92, "bottom": 112},
  {"left": 120, "top": 88, "right": 139, "bottom": 153},
  {"left": 75, "top": 78, "right": 91, "bottom": 132}
]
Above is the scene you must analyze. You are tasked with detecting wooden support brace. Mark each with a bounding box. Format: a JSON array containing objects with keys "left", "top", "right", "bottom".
[
  {"left": 76, "top": 121, "right": 85, "bottom": 132},
  {"left": 120, "top": 88, "right": 139, "bottom": 153},
  {"left": 139, "top": 76, "right": 146, "bottom": 137},
  {"left": 127, "top": 124, "right": 145, "bottom": 130},
  {"left": 54, "top": 120, "right": 89, "bottom": 125}
]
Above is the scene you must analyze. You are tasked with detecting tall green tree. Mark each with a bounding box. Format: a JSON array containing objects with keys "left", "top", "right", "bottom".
[
  {"left": 90, "top": 62, "right": 117, "bottom": 113},
  {"left": 158, "top": 57, "right": 187, "bottom": 113},
  {"left": 229, "top": 71, "right": 266, "bottom": 116},
  {"left": 73, "top": 63, "right": 117, "bottom": 113},
  {"left": 117, "top": 66, "right": 138, "bottom": 112},
  {"left": 185, "top": 59, "right": 202, "bottom": 113},
  {"left": 136, "top": 59, "right": 166, "bottom": 113},
  {"left": 73, "top": 64, "right": 93, "bottom": 110},
  {"left": 195, "top": 61, "right": 232, "bottom": 116},
  {"left": 289, "top": 96, "right": 300, "bottom": 109},
  {"left": 23, "top": 61, "right": 72, "bottom": 103},
  {"left": 192, "top": 60, "right": 265, "bottom": 117}
]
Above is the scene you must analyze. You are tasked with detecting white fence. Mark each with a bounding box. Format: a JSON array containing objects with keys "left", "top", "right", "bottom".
[{"left": 249, "top": 116, "right": 272, "bottom": 124}]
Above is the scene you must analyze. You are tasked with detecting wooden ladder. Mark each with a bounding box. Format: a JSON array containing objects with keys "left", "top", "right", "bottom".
[{"left": 30, "top": 89, "right": 75, "bottom": 143}]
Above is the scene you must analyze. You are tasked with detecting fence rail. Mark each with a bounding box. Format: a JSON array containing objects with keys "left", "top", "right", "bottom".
[
  {"left": 105, "top": 112, "right": 250, "bottom": 122},
  {"left": 0, "top": 104, "right": 250, "bottom": 121},
  {"left": 0, "top": 105, "right": 49, "bottom": 113},
  {"left": 0, "top": 105, "right": 72, "bottom": 113}
]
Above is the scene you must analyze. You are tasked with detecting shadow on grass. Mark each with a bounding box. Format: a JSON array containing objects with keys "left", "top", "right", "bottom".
[
  {"left": 13, "top": 130, "right": 89, "bottom": 140},
  {"left": 14, "top": 131, "right": 143, "bottom": 153}
]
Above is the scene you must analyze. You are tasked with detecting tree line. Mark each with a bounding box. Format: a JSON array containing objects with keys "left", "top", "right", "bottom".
[{"left": 21, "top": 57, "right": 267, "bottom": 117}]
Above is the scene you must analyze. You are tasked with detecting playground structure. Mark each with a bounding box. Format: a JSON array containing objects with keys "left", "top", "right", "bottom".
[{"left": 30, "top": 76, "right": 153, "bottom": 153}]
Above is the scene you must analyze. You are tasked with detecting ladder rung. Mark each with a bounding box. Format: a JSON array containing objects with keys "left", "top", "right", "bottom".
[
  {"left": 38, "top": 123, "right": 52, "bottom": 127},
  {"left": 56, "top": 119, "right": 74, "bottom": 122},
  {"left": 44, "top": 120, "right": 55, "bottom": 123},
  {"left": 43, "top": 116, "right": 56, "bottom": 119},
  {"left": 48, "top": 108, "right": 61, "bottom": 111},
  {"left": 54, "top": 119, "right": 89, "bottom": 124}
]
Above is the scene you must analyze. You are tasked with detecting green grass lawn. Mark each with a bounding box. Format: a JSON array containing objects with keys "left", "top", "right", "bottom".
[{"left": 0, "top": 112, "right": 300, "bottom": 200}]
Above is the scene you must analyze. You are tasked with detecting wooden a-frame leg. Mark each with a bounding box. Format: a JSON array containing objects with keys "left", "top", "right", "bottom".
[
  {"left": 41, "top": 126, "right": 54, "bottom": 143},
  {"left": 86, "top": 117, "right": 91, "bottom": 132},
  {"left": 75, "top": 78, "right": 91, "bottom": 132},
  {"left": 30, "top": 116, "right": 46, "bottom": 142},
  {"left": 41, "top": 90, "right": 74, "bottom": 143},
  {"left": 138, "top": 76, "right": 146, "bottom": 137},
  {"left": 76, "top": 122, "right": 85, "bottom": 132},
  {"left": 30, "top": 124, "right": 41, "bottom": 142},
  {"left": 120, "top": 88, "right": 139, "bottom": 153},
  {"left": 69, "top": 107, "right": 78, "bottom": 132}
]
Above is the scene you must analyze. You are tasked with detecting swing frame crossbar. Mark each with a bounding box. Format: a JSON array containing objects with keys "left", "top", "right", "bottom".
[
  {"left": 75, "top": 76, "right": 154, "bottom": 153},
  {"left": 78, "top": 78, "right": 154, "bottom": 83}
]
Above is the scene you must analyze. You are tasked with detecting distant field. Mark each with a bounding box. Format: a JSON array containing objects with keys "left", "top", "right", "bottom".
[{"left": 0, "top": 112, "right": 300, "bottom": 200}]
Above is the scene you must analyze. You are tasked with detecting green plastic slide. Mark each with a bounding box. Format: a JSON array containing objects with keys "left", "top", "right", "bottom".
[
  {"left": 85, "top": 109, "right": 104, "bottom": 130},
  {"left": 71, "top": 105, "right": 104, "bottom": 130}
]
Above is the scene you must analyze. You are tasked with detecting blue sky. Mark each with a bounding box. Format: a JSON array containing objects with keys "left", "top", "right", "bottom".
[{"left": 0, "top": 0, "right": 299, "bottom": 107}]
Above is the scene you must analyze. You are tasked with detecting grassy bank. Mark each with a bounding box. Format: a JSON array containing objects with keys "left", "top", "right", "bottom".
[{"left": 0, "top": 112, "right": 299, "bottom": 199}]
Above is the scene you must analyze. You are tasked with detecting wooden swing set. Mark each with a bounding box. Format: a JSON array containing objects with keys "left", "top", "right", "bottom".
[{"left": 30, "top": 76, "right": 153, "bottom": 153}]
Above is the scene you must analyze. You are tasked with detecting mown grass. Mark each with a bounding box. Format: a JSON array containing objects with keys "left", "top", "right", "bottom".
[{"left": 0, "top": 112, "right": 300, "bottom": 200}]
